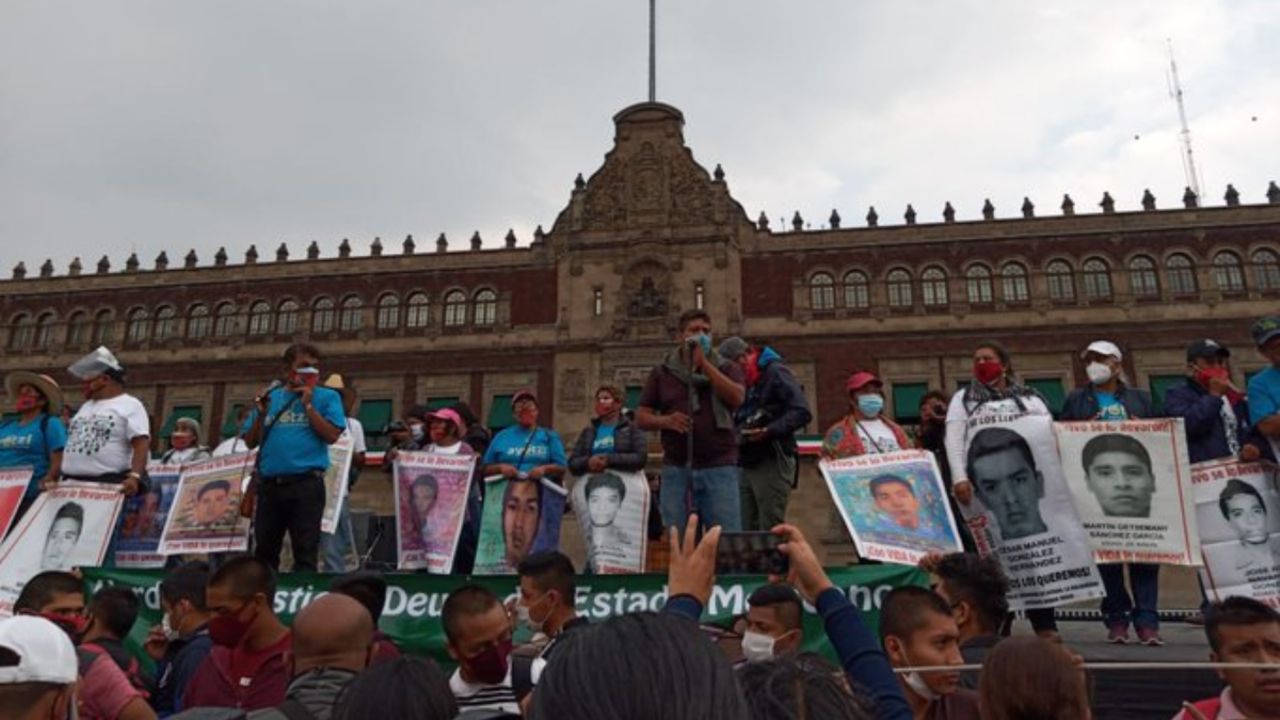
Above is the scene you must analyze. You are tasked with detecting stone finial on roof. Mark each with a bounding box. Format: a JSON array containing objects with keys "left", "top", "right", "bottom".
[
  {"left": 402, "top": 235, "right": 415, "bottom": 255},
  {"left": 69, "top": 257, "right": 82, "bottom": 276},
  {"left": 904, "top": 204, "right": 917, "bottom": 225},
  {"left": 1021, "top": 197, "right": 1034, "bottom": 219},
  {"left": 184, "top": 249, "right": 198, "bottom": 268},
  {"left": 829, "top": 209, "right": 841, "bottom": 229},
  {"left": 943, "top": 202, "right": 955, "bottom": 223},
  {"left": 125, "top": 253, "right": 140, "bottom": 272},
  {"left": 338, "top": 239, "right": 351, "bottom": 258},
  {"left": 757, "top": 211, "right": 770, "bottom": 231},
  {"left": 1183, "top": 187, "right": 1199, "bottom": 209},
  {"left": 1141, "top": 189, "right": 1157, "bottom": 211},
  {"left": 1100, "top": 192, "right": 1115, "bottom": 214},
  {"left": 12, "top": 262, "right": 26, "bottom": 280},
  {"left": 98, "top": 255, "right": 112, "bottom": 273},
  {"left": 370, "top": 237, "right": 383, "bottom": 257},
  {"left": 866, "top": 206, "right": 879, "bottom": 227},
  {"left": 436, "top": 232, "right": 448, "bottom": 253},
  {"left": 155, "top": 251, "right": 169, "bottom": 271},
  {"left": 470, "top": 231, "right": 482, "bottom": 250},
  {"left": 574, "top": 173, "right": 586, "bottom": 190},
  {"left": 307, "top": 241, "right": 320, "bottom": 260},
  {"left": 214, "top": 247, "right": 228, "bottom": 266},
  {"left": 713, "top": 164, "right": 725, "bottom": 182},
  {"left": 532, "top": 225, "right": 546, "bottom": 246},
  {"left": 1061, "top": 194, "right": 1075, "bottom": 216},
  {"left": 1224, "top": 184, "right": 1241, "bottom": 207},
  {"left": 39, "top": 259, "right": 53, "bottom": 278},
  {"left": 791, "top": 212, "right": 803, "bottom": 231},
  {"left": 504, "top": 229, "right": 517, "bottom": 249},
  {"left": 245, "top": 245, "right": 258, "bottom": 264},
  {"left": 276, "top": 243, "right": 289, "bottom": 262},
  {"left": 982, "top": 198, "right": 996, "bottom": 220},
  {"left": 1268, "top": 181, "right": 1280, "bottom": 204}
]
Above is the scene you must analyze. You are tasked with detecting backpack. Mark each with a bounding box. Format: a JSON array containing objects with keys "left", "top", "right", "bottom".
[{"left": 80, "top": 641, "right": 155, "bottom": 699}]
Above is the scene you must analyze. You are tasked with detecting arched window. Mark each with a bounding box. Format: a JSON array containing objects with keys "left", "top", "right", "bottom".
[
  {"left": 808, "top": 272, "right": 835, "bottom": 310},
  {"left": 376, "top": 294, "right": 400, "bottom": 330},
  {"left": 1128, "top": 256, "right": 1159, "bottom": 298},
  {"left": 1001, "top": 263, "right": 1029, "bottom": 303},
  {"left": 474, "top": 289, "right": 498, "bottom": 326},
  {"left": 247, "top": 301, "right": 272, "bottom": 336},
  {"left": 1082, "top": 258, "right": 1113, "bottom": 300},
  {"left": 842, "top": 271, "right": 869, "bottom": 309},
  {"left": 1253, "top": 249, "right": 1280, "bottom": 292},
  {"left": 444, "top": 290, "right": 467, "bottom": 327},
  {"left": 965, "top": 265, "right": 993, "bottom": 304},
  {"left": 93, "top": 309, "right": 115, "bottom": 344},
  {"left": 1046, "top": 260, "right": 1076, "bottom": 302},
  {"left": 187, "top": 304, "right": 210, "bottom": 339},
  {"left": 338, "top": 296, "right": 363, "bottom": 332},
  {"left": 213, "top": 302, "right": 237, "bottom": 337},
  {"left": 1165, "top": 253, "right": 1198, "bottom": 295},
  {"left": 1213, "top": 251, "right": 1245, "bottom": 293},
  {"left": 277, "top": 300, "right": 300, "bottom": 335},
  {"left": 8, "top": 314, "right": 33, "bottom": 350},
  {"left": 311, "top": 297, "right": 335, "bottom": 334},
  {"left": 887, "top": 269, "right": 913, "bottom": 308},
  {"left": 67, "top": 311, "right": 90, "bottom": 347},
  {"left": 154, "top": 306, "right": 178, "bottom": 341},
  {"left": 33, "top": 313, "right": 56, "bottom": 350},
  {"left": 921, "top": 267, "right": 948, "bottom": 307},
  {"left": 405, "top": 293, "right": 431, "bottom": 329},
  {"left": 126, "top": 308, "right": 150, "bottom": 343}
]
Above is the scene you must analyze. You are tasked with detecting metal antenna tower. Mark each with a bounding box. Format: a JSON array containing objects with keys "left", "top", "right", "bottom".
[{"left": 1167, "top": 39, "right": 1203, "bottom": 198}]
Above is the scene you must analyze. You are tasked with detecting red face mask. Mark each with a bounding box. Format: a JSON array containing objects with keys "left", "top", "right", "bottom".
[
  {"left": 208, "top": 602, "right": 258, "bottom": 648},
  {"left": 170, "top": 433, "right": 194, "bottom": 450},
  {"left": 743, "top": 351, "right": 762, "bottom": 387},
  {"left": 973, "top": 360, "right": 1004, "bottom": 385},
  {"left": 1194, "top": 366, "right": 1230, "bottom": 386},
  {"left": 40, "top": 612, "right": 88, "bottom": 643},
  {"left": 465, "top": 639, "right": 513, "bottom": 685},
  {"left": 290, "top": 368, "right": 321, "bottom": 388},
  {"left": 14, "top": 394, "right": 39, "bottom": 412}
]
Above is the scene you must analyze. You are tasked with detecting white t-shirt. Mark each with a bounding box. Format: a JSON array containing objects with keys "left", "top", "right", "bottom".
[
  {"left": 856, "top": 419, "right": 902, "bottom": 454},
  {"left": 344, "top": 416, "right": 367, "bottom": 453},
  {"left": 449, "top": 666, "right": 519, "bottom": 715},
  {"left": 428, "top": 441, "right": 465, "bottom": 455},
  {"left": 211, "top": 437, "right": 248, "bottom": 457},
  {"left": 62, "top": 394, "right": 151, "bottom": 477}
]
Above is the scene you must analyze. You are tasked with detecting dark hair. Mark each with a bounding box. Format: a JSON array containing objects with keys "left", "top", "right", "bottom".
[
  {"left": 594, "top": 384, "right": 624, "bottom": 403},
  {"left": 331, "top": 657, "right": 457, "bottom": 720},
  {"left": 441, "top": 584, "right": 501, "bottom": 645},
  {"left": 209, "top": 555, "right": 277, "bottom": 601},
  {"left": 0, "top": 680, "right": 68, "bottom": 712},
  {"left": 197, "top": 479, "right": 231, "bottom": 500},
  {"left": 517, "top": 551, "right": 576, "bottom": 604},
  {"left": 879, "top": 586, "right": 953, "bottom": 644},
  {"left": 738, "top": 653, "right": 871, "bottom": 720},
  {"left": 159, "top": 562, "right": 210, "bottom": 611},
  {"left": 966, "top": 427, "right": 1037, "bottom": 481},
  {"left": 50, "top": 502, "right": 83, "bottom": 535},
  {"left": 933, "top": 553, "right": 1010, "bottom": 633},
  {"left": 450, "top": 401, "right": 480, "bottom": 427},
  {"left": 678, "top": 308, "right": 712, "bottom": 332},
  {"left": 747, "top": 584, "right": 803, "bottom": 631},
  {"left": 411, "top": 474, "right": 439, "bottom": 497},
  {"left": 89, "top": 587, "right": 140, "bottom": 639},
  {"left": 1219, "top": 479, "right": 1267, "bottom": 520},
  {"left": 979, "top": 636, "right": 1089, "bottom": 720},
  {"left": 1206, "top": 596, "right": 1280, "bottom": 652},
  {"left": 330, "top": 571, "right": 388, "bottom": 624},
  {"left": 919, "top": 390, "right": 948, "bottom": 408},
  {"left": 528, "top": 611, "right": 748, "bottom": 720},
  {"left": 1082, "top": 433, "right": 1152, "bottom": 475},
  {"left": 975, "top": 340, "right": 1012, "bottom": 367},
  {"left": 14, "top": 571, "right": 82, "bottom": 613},
  {"left": 868, "top": 474, "right": 914, "bottom": 499},
  {"left": 585, "top": 472, "right": 627, "bottom": 503},
  {"left": 282, "top": 342, "right": 322, "bottom": 366}
]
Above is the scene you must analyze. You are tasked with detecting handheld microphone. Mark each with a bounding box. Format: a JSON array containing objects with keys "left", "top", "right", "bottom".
[
  {"left": 255, "top": 379, "right": 283, "bottom": 404},
  {"left": 684, "top": 336, "right": 700, "bottom": 347}
]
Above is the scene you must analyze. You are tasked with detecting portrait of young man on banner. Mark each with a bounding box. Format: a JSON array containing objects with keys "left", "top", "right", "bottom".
[
  {"left": 819, "top": 450, "right": 961, "bottom": 565},
  {"left": 115, "top": 463, "right": 180, "bottom": 568},
  {"left": 473, "top": 475, "right": 567, "bottom": 575},
  {"left": 158, "top": 455, "right": 253, "bottom": 555},
  {"left": 393, "top": 450, "right": 475, "bottom": 573},
  {"left": 571, "top": 470, "right": 650, "bottom": 573},
  {"left": 1056, "top": 419, "right": 1199, "bottom": 565},
  {"left": 1193, "top": 459, "right": 1280, "bottom": 603}
]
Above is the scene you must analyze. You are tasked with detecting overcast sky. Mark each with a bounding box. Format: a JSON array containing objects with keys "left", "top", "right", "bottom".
[{"left": 2, "top": 1, "right": 1277, "bottom": 273}]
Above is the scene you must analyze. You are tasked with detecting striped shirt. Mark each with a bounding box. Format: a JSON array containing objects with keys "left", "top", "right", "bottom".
[{"left": 449, "top": 667, "right": 519, "bottom": 715}]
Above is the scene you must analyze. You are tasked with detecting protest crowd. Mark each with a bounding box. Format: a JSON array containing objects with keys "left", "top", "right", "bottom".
[{"left": 4, "top": 307, "right": 1280, "bottom": 719}]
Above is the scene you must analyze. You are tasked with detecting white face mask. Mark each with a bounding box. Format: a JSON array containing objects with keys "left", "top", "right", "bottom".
[
  {"left": 517, "top": 593, "right": 550, "bottom": 634},
  {"left": 1086, "top": 361, "right": 1114, "bottom": 386},
  {"left": 161, "top": 611, "right": 181, "bottom": 641},
  {"left": 740, "top": 630, "right": 777, "bottom": 663},
  {"left": 899, "top": 649, "right": 940, "bottom": 701}
]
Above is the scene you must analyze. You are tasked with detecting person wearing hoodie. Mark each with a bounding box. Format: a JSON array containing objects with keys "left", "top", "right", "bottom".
[{"left": 719, "top": 338, "right": 812, "bottom": 532}]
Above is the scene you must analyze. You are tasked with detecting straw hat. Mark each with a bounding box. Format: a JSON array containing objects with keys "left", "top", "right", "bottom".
[{"left": 4, "top": 371, "right": 64, "bottom": 414}]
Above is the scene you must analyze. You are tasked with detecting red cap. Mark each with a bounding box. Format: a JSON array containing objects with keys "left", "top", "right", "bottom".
[
  {"left": 511, "top": 389, "right": 537, "bottom": 407},
  {"left": 426, "top": 407, "right": 465, "bottom": 431},
  {"left": 845, "top": 371, "right": 881, "bottom": 393}
]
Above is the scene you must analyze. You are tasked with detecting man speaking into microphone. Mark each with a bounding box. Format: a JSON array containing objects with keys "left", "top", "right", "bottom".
[{"left": 242, "top": 343, "right": 345, "bottom": 572}]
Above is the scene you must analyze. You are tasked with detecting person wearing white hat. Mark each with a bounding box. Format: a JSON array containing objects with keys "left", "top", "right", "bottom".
[
  {"left": 61, "top": 346, "right": 150, "bottom": 498},
  {"left": 0, "top": 615, "right": 79, "bottom": 720},
  {"left": 0, "top": 371, "right": 68, "bottom": 526},
  {"left": 157, "top": 416, "right": 211, "bottom": 466}
]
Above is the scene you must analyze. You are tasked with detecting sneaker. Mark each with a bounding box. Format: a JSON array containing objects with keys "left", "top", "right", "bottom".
[
  {"left": 1136, "top": 627, "right": 1165, "bottom": 646},
  {"left": 1107, "top": 624, "right": 1130, "bottom": 644}
]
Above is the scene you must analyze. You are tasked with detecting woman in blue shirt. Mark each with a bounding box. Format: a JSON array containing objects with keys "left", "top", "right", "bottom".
[{"left": 0, "top": 371, "right": 67, "bottom": 525}]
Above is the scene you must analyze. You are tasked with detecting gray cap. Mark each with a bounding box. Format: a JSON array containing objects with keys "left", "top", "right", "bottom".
[{"left": 718, "top": 336, "right": 750, "bottom": 361}]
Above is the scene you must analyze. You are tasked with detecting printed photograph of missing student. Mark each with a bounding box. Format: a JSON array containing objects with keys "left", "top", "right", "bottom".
[
  {"left": 115, "top": 466, "right": 180, "bottom": 568},
  {"left": 1195, "top": 461, "right": 1280, "bottom": 600},
  {"left": 473, "top": 476, "right": 567, "bottom": 575},
  {"left": 1082, "top": 434, "right": 1156, "bottom": 519},
  {"left": 158, "top": 458, "right": 253, "bottom": 554},
  {"left": 571, "top": 470, "right": 649, "bottom": 573},
  {"left": 392, "top": 450, "right": 474, "bottom": 573},
  {"left": 41, "top": 501, "right": 82, "bottom": 570},
  {"left": 966, "top": 427, "right": 1048, "bottom": 541}
]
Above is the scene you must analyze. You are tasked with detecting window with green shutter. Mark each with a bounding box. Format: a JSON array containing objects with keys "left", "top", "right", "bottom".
[
  {"left": 426, "top": 396, "right": 459, "bottom": 410},
  {"left": 221, "top": 403, "right": 246, "bottom": 439},
  {"left": 1026, "top": 379, "right": 1066, "bottom": 417},
  {"left": 890, "top": 382, "right": 929, "bottom": 424},
  {"left": 357, "top": 399, "right": 393, "bottom": 451},
  {"left": 160, "top": 406, "right": 203, "bottom": 438},
  {"left": 625, "top": 386, "right": 643, "bottom": 410},
  {"left": 488, "top": 395, "right": 514, "bottom": 430},
  {"left": 1149, "top": 375, "right": 1187, "bottom": 414}
]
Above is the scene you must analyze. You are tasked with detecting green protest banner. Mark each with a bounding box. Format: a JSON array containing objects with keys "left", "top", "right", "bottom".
[{"left": 84, "top": 564, "right": 925, "bottom": 670}]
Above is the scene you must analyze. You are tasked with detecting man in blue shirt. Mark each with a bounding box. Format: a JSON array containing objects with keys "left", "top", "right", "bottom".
[
  {"left": 1249, "top": 316, "right": 1280, "bottom": 463},
  {"left": 481, "top": 390, "right": 567, "bottom": 481},
  {"left": 243, "top": 343, "right": 345, "bottom": 572},
  {"left": 0, "top": 371, "right": 67, "bottom": 524}
]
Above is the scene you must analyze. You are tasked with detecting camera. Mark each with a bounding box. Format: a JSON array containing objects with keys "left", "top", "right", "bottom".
[{"left": 741, "top": 408, "right": 773, "bottom": 430}]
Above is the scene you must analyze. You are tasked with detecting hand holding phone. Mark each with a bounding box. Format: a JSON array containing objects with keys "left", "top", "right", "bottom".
[{"left": 715, "top": 532, "right": 789, "bottom": 575}]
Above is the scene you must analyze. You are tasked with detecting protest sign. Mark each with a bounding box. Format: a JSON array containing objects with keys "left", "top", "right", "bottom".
[
  {"left": 158, "top": 455, "right": 253, "bottom": 555},
  {"left": 571, "top": 470, "right": 649, "bottom": 573},
  {"left": 0, "top": 482, "right": 123, "bottom": 615},
  {"left": 959, "top": 410, "right": 1103, "bottom": 610},
  {"left": 473, "top": 475, "right": 568, "bottom": 575},
  {"left": 115, "top": 465, "right": 181, "bottom": 568},
  {"left": 1055, "top": 419, "right": 1199, "bottom": 565},
  {"left": 393, "top": 450, "right": 475, "bottom": 572},
  {"left": 84, "top": 562, "right": 926, "bottom": 672},
  {"left": 820, "top": 451, "right": 962, "bottom": 565},
  {"left": 1192, "top": 459, "right": 1280, "bottom": 606},
  {"left": 321, "top": 434, "right": 355, "bottom": 534},
  {"left": 0, "top": 468, "right": 31, "bottom": 541}
]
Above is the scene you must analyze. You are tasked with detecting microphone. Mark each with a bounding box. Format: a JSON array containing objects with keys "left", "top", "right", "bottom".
[
  {"left": 684, "top": 336, "right": 701, "bottom": 347},
  {"left": 255, "top": 379, "right": 282, "bottom": 405}
]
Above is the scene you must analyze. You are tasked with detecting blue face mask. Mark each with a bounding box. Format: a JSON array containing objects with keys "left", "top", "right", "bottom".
[
  {"left": 698, "top": 333, "right": 713, "bottom": 355},
  {"left": 857, "top": 394, "right": 885, "bottom": 417}
]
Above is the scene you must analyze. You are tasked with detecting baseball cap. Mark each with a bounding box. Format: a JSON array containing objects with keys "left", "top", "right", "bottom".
[
  {"left": 845, "top": 371, "right": 881, "bottom": 393},
  {"left": 1252, "top": 316, "right": 1280, "bottom": 348},
  {"left": 718, "top": 336, "right": 750, "bottom": 361},
  {"left": 511, "top": 389, "right": 537, "bottom": 407},
  {"left": 1081, "top": 340, "right": 1122, "bottom": 361},
  {"left": 1186, "top": 339, "right": 1231, "bottom": 362},
  {"left": 426, "top": 407, "right": 465, "bottom": 430},
  {"left": 0, "top": 616, "right": 78, "bottom": 685}
]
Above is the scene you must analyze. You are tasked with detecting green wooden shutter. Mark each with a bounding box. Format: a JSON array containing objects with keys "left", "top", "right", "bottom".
[
  {"left": 890, "top": 382, "right": 929, "bottom": 424},
  {"left": 1026, "top": 378, "right": 1066, "bottom": 417},
  {"left": 357, "top": 399, "right": 393, "bottom": 451},
  {"left": 1149, "top": 375, "right": 1187, "bottom": 415},
  {"left": 625, "top": 386, "right": 644, "bottom": 410},
  {"left": 488, "top": 395, "right": 514, "bottom": 430},
  {"left": 426, "top": 396, "right": 459, "bottom": 410},
  {"left": 160, "top": 406, "right": 203, "bottom": 437},
  {"left": 221, "top": 403, "right": 246, "bottom": 438}
]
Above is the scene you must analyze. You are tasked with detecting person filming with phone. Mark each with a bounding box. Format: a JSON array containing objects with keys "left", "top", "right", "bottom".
[{"left": 242, "top": 343, "right": 346, "bottom": 572}]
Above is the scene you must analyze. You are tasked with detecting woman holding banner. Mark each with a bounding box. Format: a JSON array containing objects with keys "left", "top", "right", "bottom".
[{"left": 0, "top": 371, "right": 66, "bottom": 526}]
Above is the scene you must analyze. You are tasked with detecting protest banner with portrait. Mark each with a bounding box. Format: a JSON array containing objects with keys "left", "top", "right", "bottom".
[
  {"left": 115, "top": 464, "right": 181, "bottom": 568},
  {"left": 0, "top": 468, "right": 31, "bottom": 541},
  {"left": 1192, "top": 459, "right": 1280, "bottom": 605},
  {"left": 0, "top": 481, "right": 123, "bottom": 615},
  {"left": 1055, "top": 419, "right": 1199, "bottom": 565},
  {"left": 158, "top": 455, "right": 254, "bottom": 555},
  {"left": 393, "top": 450, "right": 475, "bottom": 573},
  {"left": 820, "top": 451, "right": 962, "bottom": 565},
  {"left": 959, "top": 411, "right": 1104, "bottom": 610},
  {"left": 320, "top": 434, "right": 355, "bottom": 534},
  {"left": 571, "top": 470, "right": 649, "bottom": 574},
  {"left": 473, "top": 475, "right": 568, "bottom": 575}
]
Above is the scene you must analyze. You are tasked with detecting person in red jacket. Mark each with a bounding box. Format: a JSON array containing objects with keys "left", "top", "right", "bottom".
[{"left": 183, "top": 556, "right": 291, "bottom": 711}]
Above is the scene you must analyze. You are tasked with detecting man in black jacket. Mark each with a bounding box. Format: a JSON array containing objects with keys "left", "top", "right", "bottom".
[{"left": 719, "top": 338, "right": 812, "bottom": 531}]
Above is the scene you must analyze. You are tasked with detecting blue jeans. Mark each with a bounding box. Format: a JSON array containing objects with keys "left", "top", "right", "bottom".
[
  {"left": 660, "top": 465, "right": 742, "bottom": 532},
  {"left": 1099, "top": 563, "right": 1160, "bottom": 630},
  {"left": 321, "top": 502, "right": 354, "bottom": 573}
]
